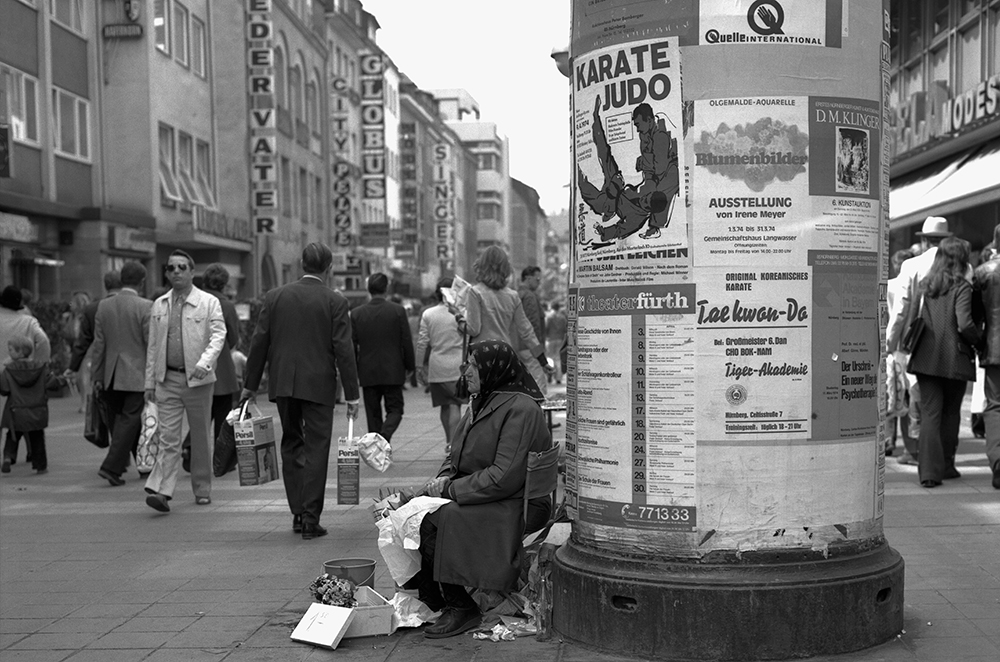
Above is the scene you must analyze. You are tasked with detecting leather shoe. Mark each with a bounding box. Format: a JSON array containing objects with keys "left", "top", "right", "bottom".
[
  {"left": 424, "top": 607, "right": 482, "bottom": 639},
  {"left": 301, "top": 523, "right": 327, "bottom": 540},
  {"left": 943, "top": 467, "right": 961, "bottom": 479},
  {"left": 99, "top": 468, "right": 125, "bottom": 486},
  {"left": 992, "top": 464, "right": 1000, "bottom": 490},
  {"left": 920, "top": 479, "right": 942, "bottom": 488},
  {"left": 1, "top": 458, "right": 10, "bottom": 473},
  {"left": 146, "top": 493, "right": 170, "bottom": 512},
  {"left": 293, "top": 514, "right": 303, "bottom": 533}
]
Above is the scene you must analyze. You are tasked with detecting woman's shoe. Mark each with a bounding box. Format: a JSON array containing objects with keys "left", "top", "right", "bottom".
[
  {"left": 920, "top": 479, "right": 942, "bottom": 488},
  {"left": 424, "top": 607, "right": 481, "bottom": 639}
]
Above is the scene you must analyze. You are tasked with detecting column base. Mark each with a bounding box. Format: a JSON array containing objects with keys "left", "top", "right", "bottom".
[{"left": 552, "top": 539, "right": 904, "bottom": 661}]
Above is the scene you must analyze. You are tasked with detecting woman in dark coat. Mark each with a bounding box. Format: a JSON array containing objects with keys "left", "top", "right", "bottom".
[
  {"left": 905, "top": 238, "right": 982, "bottom": 487},
  {"left": 414, "top": 340, "right": 552, "bottom": 639}
]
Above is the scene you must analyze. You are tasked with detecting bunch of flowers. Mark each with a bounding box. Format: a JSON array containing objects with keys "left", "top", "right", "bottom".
[{"left": 308, "top": 574, "right": 357, "bottom": 607}]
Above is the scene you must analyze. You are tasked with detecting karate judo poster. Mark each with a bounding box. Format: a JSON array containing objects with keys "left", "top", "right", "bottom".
[{"left": 573, "top": 37, "right": 690, "bottom": 287}]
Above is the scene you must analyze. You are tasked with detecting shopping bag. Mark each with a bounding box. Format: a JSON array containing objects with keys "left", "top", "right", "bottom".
[
  {"left": 212, "top": 403, "right": 243, "bottom": 477},
  {"left": 83, "top": 392, "right": 109, "bottom": 448},
  {"left": 885, "top": 355, "right": 908, "bottom": 419},
  {"left": 233, "top": 402, "right": 278, "bottom": 485},
  {"left": 337, "top": 418, "right": 359, "bottom": 504},
  {"left": 136, "top": 402, "right": 160, "bottom": 473},
  {"left": 357, "top": 432, "right": 391, "bottom": 472}
]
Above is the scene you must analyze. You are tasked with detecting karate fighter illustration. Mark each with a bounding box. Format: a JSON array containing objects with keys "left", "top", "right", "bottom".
[{"left": 578, "top": 95, "right": 680, "bottom": 246}]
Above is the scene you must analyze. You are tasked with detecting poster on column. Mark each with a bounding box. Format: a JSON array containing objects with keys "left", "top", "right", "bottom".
[
  {"left": 573, "top": 37, "right": 691, "bottom": 287},
  {"left": 572, "top": 284, "right": 697, "bottom": 531}
]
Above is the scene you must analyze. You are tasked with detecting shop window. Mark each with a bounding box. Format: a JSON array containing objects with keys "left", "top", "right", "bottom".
[
  {"left": 196, "top": 140, "right": 216, "bottom": 209},
  {"left": 154, "top": 0, "right": 170, "bottom": 55},
  {"left": 158, "top": 123, "right": 183, "bottom": 206},
  {"left": 174, "top": 2, "right": 189, "bottom": 67},
  {"left": 191, "top": 16, "right": 206, "bottom": 78},
  {"left": 50, "top": 0, "right": 83, "bottom": 34},
  {"left": 177, "top": 132, "right": 203, "bottom": 206},
  {"left": 1, "top": 65, "right": 39, "bottom": 146},
  {"left": 51, "top": 87, "right": 89, "bottom": 161},
  {"left": 958, "top": 21, "right": 982, "bottom": 91}
]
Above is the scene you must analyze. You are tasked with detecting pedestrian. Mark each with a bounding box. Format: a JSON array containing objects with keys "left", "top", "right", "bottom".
[
  {"left": 181, "top": 264, "right": 241, "bottom": 472},
  {"left": 885, "top": 249, "right": 915, "bottom": 460},
  {"left": 0, "top": 286, "right": 50, "bottom": 471},
  {"left": 0, "top": 336, "right": 64, "bottom": 475},
  {"left": 90, "top": 262, "right": 152, "bottom": 486},
  {"left": 413, "top": 339, "right": 553, "bottom": 639},
  {"left": 517, "top": 266, "right": 548, "bottom": 396},
  {"left": 545, "top": 302, "right": 568, "bottom": 384},
  {"left": 973, "top": 223, "right": 1000, "bottom": 489},
  {"left": 242, "top": 243, "right": 360, "bottom": 540},
  {"left": 143, "top": 250, "right": 226, "bottom": 512},
  {"left": 416, "top": 277, "right": 468, "bottom": 454},
  {"left": 463, "top": 247, "right": 551, "bottom": 388},
  {"left": 64, "top": 292, "right": 93, "bottom": 413},
  {"left": 350, "top": 273, "right": 415, "bottom": 442},
  {"left": 896, "top": 238, "right": 982, "bottom": 488},
  {"left": 887, "top": 216, "right": 954, "bottom": 464}
]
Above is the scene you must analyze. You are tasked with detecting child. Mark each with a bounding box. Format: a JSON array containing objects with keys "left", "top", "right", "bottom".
[{"left": 0, "top": 336, "right": 64, "bottom": 474}]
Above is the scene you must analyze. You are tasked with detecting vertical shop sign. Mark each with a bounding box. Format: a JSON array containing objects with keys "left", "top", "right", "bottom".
[
  {"left": 360, "top": 50, "right": 388, "bottom": 247},
  {"left": 330, "top": 75, "right": 354, "bottom": 247},
  {"left": 398, "top": 123, "right": 418, "bottom": 257},
  {"left": 247, "top": 0, "right": 277, "bottom": 234},
  {"left": 433, "top": 142, "right": 455, "bottom": 269}
]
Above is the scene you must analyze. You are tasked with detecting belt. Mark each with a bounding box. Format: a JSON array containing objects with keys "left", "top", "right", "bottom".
[{"left": 166, "top": 365, "right": 185, "bottom": 373}]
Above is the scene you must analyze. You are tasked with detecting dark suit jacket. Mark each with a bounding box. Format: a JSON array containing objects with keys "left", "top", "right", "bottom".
[
  {"left": 91, "top": 290, "right": 152, "bottom": 392},
  {"left": 350, "top": 297, "right": 415, "bottom": 387},
  {"left": 244, "top": 277, "right": 359, "bottom": 407},
  {"left": 69, "top": 297, "right": 106, "bottom": 372},
  {"left": 206, "top": 288, "right": 240, "bottom": 395}
]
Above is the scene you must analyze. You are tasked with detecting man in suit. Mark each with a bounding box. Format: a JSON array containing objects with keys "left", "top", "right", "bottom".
[
  {"left": 91, "top": 262, "right": 151, "bottom": 486},
  {"left": 241, "top": 243, "right": 360, "bottom": 540},
  {"left": 974, "top": 223, "right": 1000, "bottom": 489},
  {"left": 66, "top": 271, "right": 121, "bottom": 456},
  {"left": 350, "top": 272, "right": 415, "bottom": 443},
  {"left": 143, "top": 250, "right": 226, "bottom": 513},
  {"left": 886, "top": 216, "right": 953, "bottom": 466}
]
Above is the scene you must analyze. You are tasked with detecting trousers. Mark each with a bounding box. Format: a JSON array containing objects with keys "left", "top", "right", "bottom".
[
  {"left": 276, "top": 397, "right": 334, "bottom": 525},
  {"left": 144, "top": 371, "right": 214, "bottom": 499}
]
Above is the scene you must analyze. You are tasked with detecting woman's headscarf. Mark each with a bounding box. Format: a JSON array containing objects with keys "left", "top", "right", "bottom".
[{"left": 468, "top": 340, "right": 544, "bottom": 414}]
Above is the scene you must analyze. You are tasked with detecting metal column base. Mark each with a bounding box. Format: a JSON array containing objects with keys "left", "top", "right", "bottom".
[{"left": 552, "top": 539, "right": 904, "bottom": 661}]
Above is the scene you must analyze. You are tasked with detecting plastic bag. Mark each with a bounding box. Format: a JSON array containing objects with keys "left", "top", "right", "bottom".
[
  {"left": 390, "top": 589, "right": 441, "bottom": 628},
  {"left": 358, "top": 432, "right": 392, "bottom": 472},
  {"left": 375, "top": 495, "right": 450, "bottom": 585},
  {"left": 136, "top": 402, "right": 160, "bottom": 473},
  {"left": 885, "top": 354, "right": 908, "bottom": 419}
]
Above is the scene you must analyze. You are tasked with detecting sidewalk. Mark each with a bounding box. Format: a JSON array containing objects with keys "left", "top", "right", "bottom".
[{"left": 1, "top": 387, "right": 998, "bottom": 662}]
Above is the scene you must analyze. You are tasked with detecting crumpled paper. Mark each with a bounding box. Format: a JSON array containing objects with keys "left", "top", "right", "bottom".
[
  {"left": 390, "top": 589, "right": 441, "bottom": 628},
  {"left": 472, "top": 617, "right": 537, "bottom": 641},
  {"left": 375, "top": 496, "right": 450, "bottom": 585}
]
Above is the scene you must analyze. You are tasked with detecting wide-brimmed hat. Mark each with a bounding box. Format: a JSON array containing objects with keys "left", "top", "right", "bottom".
[
  {"left": 916, "top": 216, "right": 952, "bottom": 238},
  {"left": 0, "top": 286, "right": 24, "bottom": 311}
]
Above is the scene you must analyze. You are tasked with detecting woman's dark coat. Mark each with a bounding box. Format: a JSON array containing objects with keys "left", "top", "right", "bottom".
[
  {"left": 907, "top": 279, "right": 981, "bottom": 381},
  {"left": 432, "top": 391, "right": 550, "bottom": 591}
]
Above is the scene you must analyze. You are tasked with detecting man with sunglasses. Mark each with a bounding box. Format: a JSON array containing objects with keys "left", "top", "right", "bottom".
[{"left": 143, "top": 250, "right": 226, "bottom": 512}]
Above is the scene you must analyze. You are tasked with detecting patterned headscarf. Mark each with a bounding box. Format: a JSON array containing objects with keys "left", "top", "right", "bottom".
[{"left": 468, "top": 339, "right": 544, "bottom": 415}]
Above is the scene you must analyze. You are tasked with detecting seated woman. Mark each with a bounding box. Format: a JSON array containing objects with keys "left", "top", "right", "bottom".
[{"left": 414, "top": 339, "right": 552, "bottom": 639}]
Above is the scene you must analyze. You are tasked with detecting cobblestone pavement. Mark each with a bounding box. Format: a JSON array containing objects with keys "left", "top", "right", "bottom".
[{"left": 1, "top": 387, "right": 998, "bottom": 661}]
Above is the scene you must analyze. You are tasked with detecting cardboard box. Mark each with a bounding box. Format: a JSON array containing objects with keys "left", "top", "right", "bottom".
[
  {"left": 337, "top": 438, "right": 359, "bottom": 504},
  {"left": 290, "top": 603, "right": 354, "bottom": 649},
  {"left": 343, "top": 586, "right": 395, "bottom": 638},
  {"left": 234, "top": 413, "right": 279, "bottom": 486}
]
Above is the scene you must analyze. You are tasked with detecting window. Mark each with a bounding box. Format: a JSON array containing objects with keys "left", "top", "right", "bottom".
[
  {"left": 314, "top": 176, "right": 323, "bottom": 227},
  {"left": 159, "top": 124, "right": 183, "bottom": 205},
  {"left": 905, "top": 3, "right": 924, "bottom": 59},
  {"left": 191, "top": 16, "right": 206, "bottom": 77},
  {"left": 933, "top": 0, "right": 951, "bottom": 35},
  {"left": 176, "top": 132, "right": 202, "bottom": 205},
  {"left": 477, "top": 153, "right": 500, "bottom": 171},
  {"left": 281, "top": 157, "right": 292, "bottom": 216},
  {"left": 991, "top": 8, "right": 1000, "bottom": 74},
  {"left": 477, "top": 203, "right": 499, "bottom": 220},
  {"left": 958, "top": 22, "right": 982, "bottom": 91},
  {"left": 299, "top": 167, "right": 308, "bottom": 220},
  {"left": 274, "top": 48, "right": 286, "bottom": 107},
  {"left": 1, "top": 65, "right": 40, "bottom": 145},
  {"left": 289, "top": 65, "right": 302, "bottom": 121},
  {"left": 51, "top": 87, "right": 89, "bottom": 160},
  {"left": 174, "top": 2, "right": 189, "bottom": 66},
  {"left": 154, "top": 0, "right": 170, "bottom": 54},
  {"left": 51, "top": 0, "right": 83, "bottom": 33},
  {"left": 196, "top": 140, "right": 216, "bottom": 208},
  {"left": 903, "top": 63, "right": 923, "bottom": 98},
  {"left": 306, "top": 81, "right": 318, "bottom": 133}
]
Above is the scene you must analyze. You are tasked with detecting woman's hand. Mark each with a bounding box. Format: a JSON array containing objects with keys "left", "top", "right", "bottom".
[{"left": 422, "top": 476, "right": 450, "bottom": 498}]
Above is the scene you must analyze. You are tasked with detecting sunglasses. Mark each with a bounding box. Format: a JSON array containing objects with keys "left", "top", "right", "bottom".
[{"left": 165, "top": 264, "right": 190, "bottom": 273}]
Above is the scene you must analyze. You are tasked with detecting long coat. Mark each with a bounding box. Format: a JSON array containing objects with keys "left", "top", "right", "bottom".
[
  {"left": 432, "top": 391, "right": 550, "bottom": 591},
  {"left": 907, "top": 279, "right": 981, "bottom": 382},
  {"left": 350, "top": 297, "right": 415, "bottom": 387},
  {"left": 245, "top": 277, "right": 359, "bottom": 407}
]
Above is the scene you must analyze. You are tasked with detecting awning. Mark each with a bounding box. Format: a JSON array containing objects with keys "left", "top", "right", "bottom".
[{"left": 890, "top": 137, "right": 1000, "bottom": 230}]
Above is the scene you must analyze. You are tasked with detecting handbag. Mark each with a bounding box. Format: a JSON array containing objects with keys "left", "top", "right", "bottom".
[
  {"left": 900, "top": 293, "right": 926, "bottom": 354},
  {"left": 83, "top": 392, "right": 110, "bottom": 448}
]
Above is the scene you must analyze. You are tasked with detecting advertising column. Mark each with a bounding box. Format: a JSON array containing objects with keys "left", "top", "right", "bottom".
[{"left": 554, "top": 2, "right": 903, "bottom": 660}]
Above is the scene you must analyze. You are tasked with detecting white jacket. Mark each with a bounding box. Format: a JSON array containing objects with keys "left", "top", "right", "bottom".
[{"left": 145, "top": 286, "right": 225, "bottom": 389}]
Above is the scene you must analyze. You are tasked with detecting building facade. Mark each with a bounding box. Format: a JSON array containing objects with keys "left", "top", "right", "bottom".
[
  {"left": 889, "top": 0, "right": 1000, "bottom": 256},
  {"left": 510, "top": 177, "right": 546, "bottom": 275}
]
